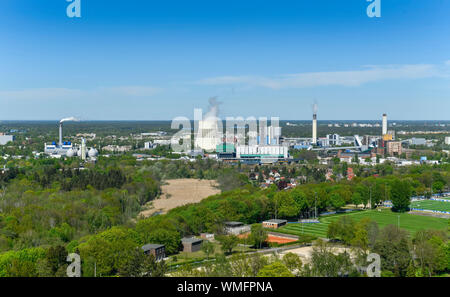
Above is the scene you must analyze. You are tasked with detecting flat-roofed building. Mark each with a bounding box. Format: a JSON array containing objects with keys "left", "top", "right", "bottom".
[
  {"left": 386, "top": 141, "right": 402, "bottom": 157},
  {"left": 444, "top": 136, "right": 450, "bottom": 145},
  {"left": 262, "top": 219, "right": 287, "bottom": 229},
  {"left": 224, "top": 221, "right": 251, "bottom": 235},
  {"left": 141, "top": 243, "right": 165, "bottom": 261},
  {"left": 181, "top": 237, "right": 203, "bottom": 253},
  {"left": 0, "top": 135, "right": 14, "bottom": 145}
]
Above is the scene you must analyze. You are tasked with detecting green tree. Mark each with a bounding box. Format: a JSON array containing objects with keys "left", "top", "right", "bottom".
[
  {"left": 304, "top": 240, "right": 356, "bottom": 277},
  {"left": 217, "top": 235, "right": 239, "bottom": 255},
  {"left": 413, "top": 230, "right": 447, "bottom": 276},
  {"left": 329, "top": 193, "right": 345, "bottom": 211},
  {"left": 119, "top": 248, "right": 167, "bottom": 277},
  {"left": 327, "top": 216, "right": 355, "bottom": 244},
  {"left": 282, "top": 252, "right": 302, "bottom": 273},
  {"left": 249, "top": 224, "right": 268, "bottom": 249},
  {"left": 257, "top": 262, "right": 294, "bottom": 277},
  {"left": 390, "top": 179, "right": 411, "bottom": 212},
  {"left": 351, "top": 192, "right": 362, "bottom": 207},
  {"left": 201, "top": 241, "right": 215, "bottom": 259},
  {"left": 217, "top": 169, "right": 249, "bottom": 192},
  {"left": 373, "top": 225, "right": 411, "bottom": 277}
]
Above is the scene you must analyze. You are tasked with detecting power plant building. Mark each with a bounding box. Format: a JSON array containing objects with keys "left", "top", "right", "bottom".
[
  {"left": 236, "top": 145, "right": 289, "bottom": 163},
  {"left": 44, "top": 119, "right": 98, "bottom": 159}
]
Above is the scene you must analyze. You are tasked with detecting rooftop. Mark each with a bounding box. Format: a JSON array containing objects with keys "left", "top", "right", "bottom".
[
  {"left": 224, "top": 221, "right": 244, "bottom": 227},
  {"left": 141, "top": 243, "right": 164, "bottom": 252},
  {"left": 182, "top": 237, "right": 203, "bottom": 244},
  {"left": 263, "top": 219, "right": 287, "bottom": 224}
]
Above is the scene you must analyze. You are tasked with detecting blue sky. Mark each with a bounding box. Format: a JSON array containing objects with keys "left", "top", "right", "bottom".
[{"left": 0, "top": 0, "right": 449, "bottom": 121}]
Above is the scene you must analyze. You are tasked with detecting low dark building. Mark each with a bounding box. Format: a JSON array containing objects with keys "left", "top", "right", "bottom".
[
  {"left": 181, "top": 237, "right": 203, "bottom": 253},
  {"left": 141, "top": 243, "right": 165, "bottom": 261}
]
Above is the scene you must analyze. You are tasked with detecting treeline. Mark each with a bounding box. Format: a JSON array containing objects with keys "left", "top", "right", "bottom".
[{"left": 33, "top": 168, "right": 127, "bottom": 191}]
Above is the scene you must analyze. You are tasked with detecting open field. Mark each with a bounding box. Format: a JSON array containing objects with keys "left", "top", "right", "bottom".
[
  {"left": 279, "top": 245, "right": 355, "bottom": 263},
  {"left": 139, "top": 179, "right": 219, "bottom": 217},
  {"left": 411, "top": 200, "right": 450, "bottom": 212},
  {"left": 278, "top": 209, "right": 448, "bottom": 238}
]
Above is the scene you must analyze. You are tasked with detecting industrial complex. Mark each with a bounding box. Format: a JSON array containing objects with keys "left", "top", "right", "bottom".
[
  {"left": 43, "top": 118, "right": 98, "bottom": 160},
  {"left": 193, "top": 103, "right": 404, "bottom": 165}
]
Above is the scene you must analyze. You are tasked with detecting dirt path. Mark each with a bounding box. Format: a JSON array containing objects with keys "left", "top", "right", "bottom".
[{"left": 139, "top": 179, "right": 220, "bottom": 218}]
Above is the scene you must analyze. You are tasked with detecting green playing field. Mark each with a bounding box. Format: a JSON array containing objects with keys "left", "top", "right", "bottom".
[
  {"left": 410, "top": 200, "right": 450, "bottom": 212},
  {"left": 277, "top": 209, "right": 448, "bottom": 238}
]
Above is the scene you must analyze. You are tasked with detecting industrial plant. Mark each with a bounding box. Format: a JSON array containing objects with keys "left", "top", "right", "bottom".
[
  {"left": 209, "top": 102, "right": 401, "bottom": 165},
  {"left": 44, "top": 118, "right": 98, "bottom": 160}
]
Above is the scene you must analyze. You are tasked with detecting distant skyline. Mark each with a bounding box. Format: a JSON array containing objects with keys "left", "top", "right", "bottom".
[{"left": 0, "top": 0, "right": 449, "bottom": 121}]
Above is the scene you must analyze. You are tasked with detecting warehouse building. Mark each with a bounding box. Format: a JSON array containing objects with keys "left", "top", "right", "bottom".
[{"left": 236, "top": 145, "right": 289, "bottom": 163}]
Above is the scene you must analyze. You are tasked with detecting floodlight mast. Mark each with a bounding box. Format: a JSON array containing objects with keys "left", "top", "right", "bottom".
[{"left": 314, "top": 192, "right": 318, "bottom": 219}]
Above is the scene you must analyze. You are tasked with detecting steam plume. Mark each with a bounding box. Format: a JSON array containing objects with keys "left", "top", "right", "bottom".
[{"left": 60, "top": 117, "right": 79, "bottom": 123}]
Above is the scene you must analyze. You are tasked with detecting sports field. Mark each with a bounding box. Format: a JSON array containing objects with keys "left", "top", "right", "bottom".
[
  {"left": 278, "top": 209, "right": 448, "bottom": 238},
  {"left": 410, "top": 200, "right": 450, "bottom": 212}
]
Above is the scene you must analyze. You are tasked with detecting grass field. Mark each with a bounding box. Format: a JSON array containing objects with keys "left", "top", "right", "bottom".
[
  {"left": 411, "top": 200, "right": 450, "bottom": 212},
  {"left": 278, "top": 209, "right": 448, "bottom": 238}
]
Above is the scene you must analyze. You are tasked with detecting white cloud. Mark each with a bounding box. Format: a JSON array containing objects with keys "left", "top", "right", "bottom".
[{"left": 197, "top": 64, "right": 446, "bottom": 89}]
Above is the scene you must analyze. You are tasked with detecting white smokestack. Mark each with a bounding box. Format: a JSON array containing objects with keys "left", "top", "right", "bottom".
[
  {"left": 58, "top": 117, "right": 79, "bottom": 147},
  {"left": 382, "top": 113, "right": 387, "bottom": 135},
  {"left": 59, "top": 122, "right": 63, "bottom": 146},
  {"left": 312, "top": 103, "right": 318, "bottom": 144},
  {"left": 81, "top": 138, "right": 86, "bottom": 161}
]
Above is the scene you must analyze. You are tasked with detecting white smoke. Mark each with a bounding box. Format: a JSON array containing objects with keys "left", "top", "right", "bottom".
[
  {"left": 204, "top": 97, "right": 221, "bottom": 119},
  {"left": 312, "top": 102, "right": 318, "bottom": 115},
  {"left": 60, "top": 117, "right": 79, "bottom": 123}
]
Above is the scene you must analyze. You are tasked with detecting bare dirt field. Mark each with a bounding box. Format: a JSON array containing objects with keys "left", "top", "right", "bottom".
[
  {"left": 139, "top": 179, "right": 220, "bottom": 218},
  {"left": 279, "top": 245, "right": 355, "bottom": 263}
]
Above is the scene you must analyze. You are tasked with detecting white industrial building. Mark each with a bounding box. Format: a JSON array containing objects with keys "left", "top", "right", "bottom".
[
  {"left": 44, "top": 119, "right": 98, "bottom": 159},
  {"left": 326, "top": 134, "right": 341, "bottom": 146},
  {"left": 236, "top": 145, "right": 289, "bottom": 163},
  {"left": 0, "top": 134, "right": 14, "bottom": 145},
  {"left": 408, "top": 137, "right": 427, "bottom": 146}
]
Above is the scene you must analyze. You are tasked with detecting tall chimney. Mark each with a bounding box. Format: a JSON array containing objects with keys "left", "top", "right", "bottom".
[
  {"left": 59, "top": 122, "right": 63, "bottom": 146},
  {"left": 81, "top": 138, "right": 86, "bottom": 160},
  {"left": 382, "top": 113, "right": 387, "bottom": 135},
  {"left": 312, "top": 113, "right": 317, "bottom": 144}
]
